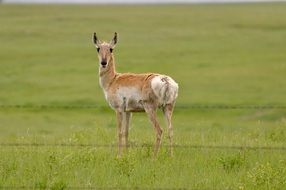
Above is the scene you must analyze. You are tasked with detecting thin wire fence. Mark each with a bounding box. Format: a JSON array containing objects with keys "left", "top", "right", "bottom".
[
  {"left": 1, "top": 143, "right": 286, "bottom": 151},
  {"left": 0, "top": 104, "right": 286, "bottom": 110},
  {"left": 0, "top": 187, "right": 198, "bottom": 190}
]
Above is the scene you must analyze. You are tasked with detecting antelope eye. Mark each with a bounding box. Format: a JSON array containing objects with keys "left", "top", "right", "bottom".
[
  {"left": 110, "top": 48, "right": 113, "bottom": 53},
  {"left": 97, "top": 48, "right": 100, "bottom": 52}
]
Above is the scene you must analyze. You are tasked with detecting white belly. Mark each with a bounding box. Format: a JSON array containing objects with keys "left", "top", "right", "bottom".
[{"left": 108, "top": 87, "right": 144, "bottom": 112}]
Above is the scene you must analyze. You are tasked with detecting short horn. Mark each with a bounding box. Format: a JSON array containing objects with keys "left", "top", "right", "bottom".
[
  {"left": 110, "top": 32, "right": 118, "bottom": 47},
  {"left": 113, "top": 32, "right": 117, "bottom": 44},
  {"left": 93, "top": 32, "right": 98, "bottom": 44}
]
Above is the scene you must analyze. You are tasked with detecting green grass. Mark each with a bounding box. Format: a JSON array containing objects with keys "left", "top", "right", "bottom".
[{"left": 0, "top": 3, "right": 286, "bottom": 189}]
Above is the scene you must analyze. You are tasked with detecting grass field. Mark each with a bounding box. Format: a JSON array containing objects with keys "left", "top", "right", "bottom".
[{"left": 1, "top": 3, "right": 286, "bottom": 189}]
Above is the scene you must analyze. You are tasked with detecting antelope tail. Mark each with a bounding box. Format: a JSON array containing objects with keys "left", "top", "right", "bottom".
[{"left": 151, "top": 75, "right": 179, "bottom": 106}]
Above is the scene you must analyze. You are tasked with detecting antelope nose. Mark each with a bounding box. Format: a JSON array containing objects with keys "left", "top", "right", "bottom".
[{"left": 101, "top": 61, "right": 107, "bottom": 66}]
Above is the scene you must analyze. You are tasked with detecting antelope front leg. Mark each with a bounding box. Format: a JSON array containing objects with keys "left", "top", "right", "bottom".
[
  {"left": 123, "top": 112, "right": 132, "bottom": 151},
  {"left": 116, "top": 111, "right": 123, "bottom": 157}
]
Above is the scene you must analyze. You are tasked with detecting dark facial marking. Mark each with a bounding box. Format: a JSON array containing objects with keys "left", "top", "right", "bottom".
[
  {"left": 101, "top": 61, "right": 107, "bottom": 68},
  {"left": 110, "top": 48, "right": 113, "bottom": 53},
  {"left": 97, "top": 48, "right": 100, "bottom": 52}
]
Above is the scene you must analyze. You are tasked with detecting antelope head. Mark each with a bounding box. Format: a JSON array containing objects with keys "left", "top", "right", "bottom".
[{"left": 93, "top": 32, "right": 117, "bottom": 69}]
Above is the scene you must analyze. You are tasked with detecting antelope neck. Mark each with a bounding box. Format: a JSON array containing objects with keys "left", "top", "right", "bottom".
[{"left": 99, "top": 55, "right": 117, "bottom": 89}]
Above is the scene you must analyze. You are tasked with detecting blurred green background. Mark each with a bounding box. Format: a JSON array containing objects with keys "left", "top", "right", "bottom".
[
  {"left": 1, "top": 3, "right": 286, "bottom": 189},
  {"left": 0, "top": 4, "right": 286, "bottom": 106}
]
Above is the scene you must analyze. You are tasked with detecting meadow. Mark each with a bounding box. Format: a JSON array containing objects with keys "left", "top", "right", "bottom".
[{"left": 0, "top": 3, "right": 286, "bottom": 189}]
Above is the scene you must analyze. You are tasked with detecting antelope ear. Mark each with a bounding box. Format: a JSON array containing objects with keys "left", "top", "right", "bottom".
[
  {"left": 93, "top": 32, "right": 101, "bottom": 48},
  {"left": 110, "top": 32, "right": 117, "bottom": 48}
]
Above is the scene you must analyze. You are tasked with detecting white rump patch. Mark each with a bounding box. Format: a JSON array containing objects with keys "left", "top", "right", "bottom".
[{"left": 151, "top": 75, "right": 179, "bottom": 106}]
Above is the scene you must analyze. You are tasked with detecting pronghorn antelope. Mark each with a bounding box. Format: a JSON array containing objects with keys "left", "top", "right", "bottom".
[{"left": 92, "top": 32, "right": 178, "bottom": 157}]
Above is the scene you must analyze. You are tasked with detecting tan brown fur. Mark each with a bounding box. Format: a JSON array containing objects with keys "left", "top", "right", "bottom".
[{"left": 93, "top": 32, "right": 178, "bottom": 157}]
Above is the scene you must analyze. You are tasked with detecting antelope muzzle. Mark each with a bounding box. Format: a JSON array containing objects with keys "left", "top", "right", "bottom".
[{"left": 101, "top": 60, "right": 107, "bottom": 68}]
